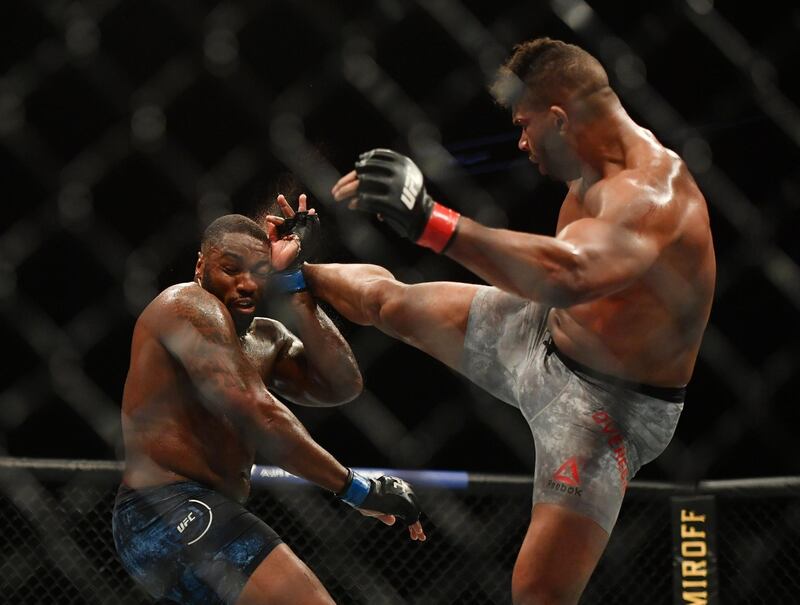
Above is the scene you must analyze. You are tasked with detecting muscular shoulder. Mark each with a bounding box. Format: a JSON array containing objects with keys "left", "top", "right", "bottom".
[
  {"left": 139, "top": 282, "right": 232, "bottom": 338},
  {"left": 588, "top": 154, "right": 692, "bottom": 232}
]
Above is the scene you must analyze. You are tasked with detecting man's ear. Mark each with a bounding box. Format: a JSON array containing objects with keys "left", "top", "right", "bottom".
[
  {"left": 550, "top": 106, "right": 569, "bottom": 133},
  {"left": 195, "top": 251, "right": 204, "bottom": 285}
]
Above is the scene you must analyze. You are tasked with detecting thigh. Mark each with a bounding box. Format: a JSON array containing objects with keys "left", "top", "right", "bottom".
[
  {"left": 376, "top": 280, "right": 480, "bottom": 370},
  {"left": 235, "top": 544, "right": 334, "bottom": 605},
  {"left": 528, "top": 361, "right": 636, "bottom": 534},
  {"left": 460, "top": 286, "right": 550, "bottom": 406},
  {"left": 512, "top": 503, "right": 609, "bottom": 605}
]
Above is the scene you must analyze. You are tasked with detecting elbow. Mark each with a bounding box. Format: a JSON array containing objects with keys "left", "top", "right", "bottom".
[
  {"left": 530, "top": 248, "right": 599, "bottom": 308},
  {"left": 351, "top": 373, "right": 365, "bottom": 400},
  {"left": 541, "top": 278, "right": 587, "bottom": 308},
  {"left": 337, "top": 372, "right": 364, "bottom": 404},
  {"left": 517, "top": 270, "right": 587, "bottom": 308},
  {"left": 270, "top": 368, "right": 364, "bottom": 408},
  {"left": 314, "top": 372, "right": 364, "bottom": 407},
  {"left": 287, "top": 365, "right": 364, "bottom": 407},
  {"left": 511, "top": 243, "right": 587, "bottom": 307},
  {"left": 317, "top": 353, "right": 365, "bottom": 406}
]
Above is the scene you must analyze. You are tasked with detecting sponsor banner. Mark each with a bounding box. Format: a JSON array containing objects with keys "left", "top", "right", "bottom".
[{"left": 671, "top": 495, "right": 718, "bottom": 605}]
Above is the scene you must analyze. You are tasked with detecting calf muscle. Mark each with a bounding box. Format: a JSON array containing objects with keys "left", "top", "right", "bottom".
[
  {"left": 305, "top": 263, "right": 394, "bottom": 326},
  {"left": 305, "top": 263, "right": 478, "bottom": 370}
]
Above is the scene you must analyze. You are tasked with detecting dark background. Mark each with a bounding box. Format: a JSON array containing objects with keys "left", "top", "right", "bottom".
[{"left": 2, "top": 0, "right": 799, "bottom": 483}]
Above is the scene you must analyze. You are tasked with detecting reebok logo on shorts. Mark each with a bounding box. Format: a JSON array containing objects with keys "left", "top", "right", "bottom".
[
  {"left": 547, "top": 457, "right": 582, "bottom": 496},
  {"left": 552, "top": 457, "right": 580, "bottom": 486}
]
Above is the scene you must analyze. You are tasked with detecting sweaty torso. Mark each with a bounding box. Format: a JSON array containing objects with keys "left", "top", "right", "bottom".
[
  {"left": 121, "top": 304, "right": 287, "bottom": 503},
  {"left": 549, "top": 135, "right": 716, "bottom": 387}
]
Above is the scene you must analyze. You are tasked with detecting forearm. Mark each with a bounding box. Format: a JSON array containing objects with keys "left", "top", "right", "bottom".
[
  {"left": 445, "top": 217, "right": 583, "bottom": 306},
  {"left": 335, "top": 149, "right": 608, "bottom": 305},
  {"left": 184, "top": 347, "right": 349, "bottom": 491},
  {"left": 249, "top": 394, "right": 349, "bottom": 492},
  {"left": 284, "top": 290, "right": 363, "bottom": 401}
]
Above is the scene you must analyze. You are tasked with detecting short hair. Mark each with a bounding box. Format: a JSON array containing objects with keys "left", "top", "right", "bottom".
[
  {"left": 254, "top": 172, "right": 306, "bottom": 227},
  {"left": 201, "top": 214, "right": 268, "bottom": 253},
  {"left": 490, "top": 37, "right": 610, "bottom": 110}
]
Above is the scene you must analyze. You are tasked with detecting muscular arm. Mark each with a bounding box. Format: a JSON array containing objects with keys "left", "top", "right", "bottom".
[
  {"left": 269, "top": 291, "right": 363, "bottom": 406},
  {"left": 148, "top": 284, "right": 348, "bottom": 492},
  {"left": 445, "top": 182, "right": 667, "bottom": 307},
  {"left": 334, "top": 155, "right": 672, "bottom": 307}
]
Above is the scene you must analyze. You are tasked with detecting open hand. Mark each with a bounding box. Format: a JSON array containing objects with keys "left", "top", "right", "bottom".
[
  {"left": 356, "top": 507, "right": 427, "bottom": 541},
  {"left": 263, "top": 193, "right": 317, "bottom": 271}
]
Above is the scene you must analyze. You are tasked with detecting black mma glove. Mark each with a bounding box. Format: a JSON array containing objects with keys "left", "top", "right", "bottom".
[
  {"left": 275, "top": 211, "right": 322, "bottom": 270},
  {"left": 271, "top": 211, "right": 322, "bottom": 293},
  {"left": 354, "top": 148, "right": 461, "bottom": 253},
  {"left": 337, "top": 468, "right": 421, "bottom": 525}
]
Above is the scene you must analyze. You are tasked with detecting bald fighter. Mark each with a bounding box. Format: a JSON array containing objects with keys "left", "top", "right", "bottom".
[
  {"left": 305, "top": 38, "right": 715, "bottom": 605},
  {"left": 113, "top": 195, "right": 424, "bottom": 605}
]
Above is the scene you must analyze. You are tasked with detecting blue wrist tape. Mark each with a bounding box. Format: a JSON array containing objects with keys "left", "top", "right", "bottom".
[
  {"left": 272, "top": 269, "right": 307, "bottom": 293},
  {"left": 339, "top": 470, "right": 371, "bottom": 507}
]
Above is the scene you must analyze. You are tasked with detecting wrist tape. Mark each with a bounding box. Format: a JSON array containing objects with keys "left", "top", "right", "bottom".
[
  {"left": 338, "top": 469, "right": 371, "bottom": 507},
  {"left": 272, "top": 269, "right": 307, "bottom": 293},
  {"left": 416, "top": 202, "right": 460, "bottom": 253}
]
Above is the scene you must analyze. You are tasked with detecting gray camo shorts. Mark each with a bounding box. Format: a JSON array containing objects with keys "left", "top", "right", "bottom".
[{"left": 461, "top": 286, "right": 684, "bottom": 533}]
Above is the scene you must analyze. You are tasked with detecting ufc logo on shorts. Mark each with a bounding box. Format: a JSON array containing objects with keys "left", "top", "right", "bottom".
[{"left": 177, "top": 512, "right": 196, "bottom": 533}]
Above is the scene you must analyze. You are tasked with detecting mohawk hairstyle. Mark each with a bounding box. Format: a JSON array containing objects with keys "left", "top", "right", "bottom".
[
  {"left": 490, "top": 37, "right": 610, "bottom": 110},
  {"left": 201, "top": 214, "right": 268, "bottom": 253}
]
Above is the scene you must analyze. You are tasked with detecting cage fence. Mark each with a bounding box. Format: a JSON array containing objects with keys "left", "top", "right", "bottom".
[
  {"left": 2, "top": 460, "right": 800, "bottom": 604},
  {"left": 2, "top": 0, "right": 798, "bottom": 482},
  {"left": 3, "top": 1, "right": 800, "bottom": 604}
]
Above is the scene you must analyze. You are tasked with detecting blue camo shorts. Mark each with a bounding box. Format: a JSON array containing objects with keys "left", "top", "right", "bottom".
[{"left": 112, "top": 480, "right": 282, "bottom": 605}]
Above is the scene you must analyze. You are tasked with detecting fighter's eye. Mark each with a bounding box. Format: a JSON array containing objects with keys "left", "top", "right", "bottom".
[{"left": 222, "top": 266, "right": 238, "bottom": 275}]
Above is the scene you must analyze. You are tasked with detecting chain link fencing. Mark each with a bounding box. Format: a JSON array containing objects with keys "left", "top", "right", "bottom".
[
  {"left": 3, "top": 0, "right": 799, "bottom": 479},
  {"left": 3, "top": 0, "right": 800, "bottom": 602},
  {"left": 2, "top": 460, "right": 799, "bottom": 604}
]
